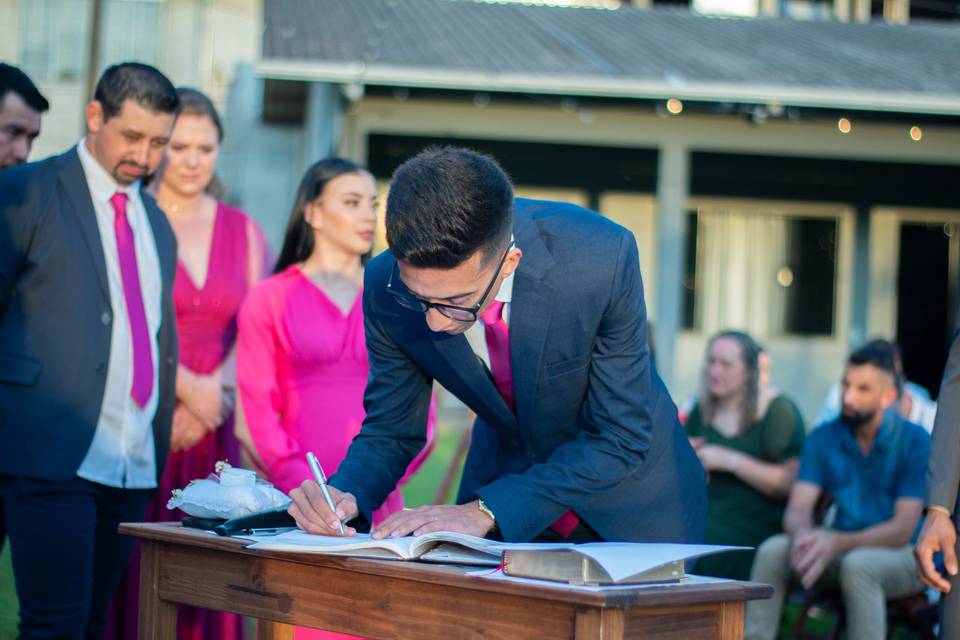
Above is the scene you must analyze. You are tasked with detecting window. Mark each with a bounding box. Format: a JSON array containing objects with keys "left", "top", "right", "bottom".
[
  {"left": 98, "top": 0, "right": 166, "bottom": 71},
  {"left": 20, "top": 0, "right": 91, "bottom": 83},
  {"left": 681, "top": 206, "right": 838, "bottom": 337}
]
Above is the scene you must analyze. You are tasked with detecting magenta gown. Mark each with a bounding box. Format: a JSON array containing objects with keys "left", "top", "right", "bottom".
[
  {"left": 237, "top": 265, "right": 436, "bottom": 640},
  {"left": 105, "top": 202, "right": 269, "bottom": 640}
]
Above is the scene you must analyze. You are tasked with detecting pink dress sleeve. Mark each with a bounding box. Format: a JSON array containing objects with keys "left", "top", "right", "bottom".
[
  {"left": 236, "top": 283, "right": 312, "bottom": 494},
  {"left": 245, "top": 216, "right": 275, "bottom": 285}
]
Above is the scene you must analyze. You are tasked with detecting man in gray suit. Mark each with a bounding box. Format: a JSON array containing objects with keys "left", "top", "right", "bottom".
[
  {"left": 916, "top": 327, "right": 960, "bottom": 639},
  {"left": 0, "top": 62, "right": 178, "bottom": 638}
]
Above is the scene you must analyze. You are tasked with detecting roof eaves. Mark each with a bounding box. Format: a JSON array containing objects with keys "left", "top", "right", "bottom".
[{"left": 256, "top": 59, "right": 960, "bottom": 117}]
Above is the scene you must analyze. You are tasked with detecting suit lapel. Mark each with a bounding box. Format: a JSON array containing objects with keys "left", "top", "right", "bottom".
[
  {"left": 432, "top": 208, "right": 558, "bottom": 430},
  {"left": 432, "top": 330, "right": 518, "bottom": 428},
  {"left": 141, "top": 193, "right": 175, "bottom": 290},
  {"left": 509, "top": 215, "right": 556, "bottom": 428},
  {"left": 57, "top": 148, "right": 110, "bottom": 302}
]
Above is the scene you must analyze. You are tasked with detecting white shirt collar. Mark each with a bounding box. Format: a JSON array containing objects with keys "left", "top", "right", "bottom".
[
  {"left": 492, "top": 234, "right": 516, "bottom": 304},
  {"left": 494, "top": 269, "right": 514, "bottom": 304},
  {"left": 76, "top": 138, "right": 139, "bottom": 204}
]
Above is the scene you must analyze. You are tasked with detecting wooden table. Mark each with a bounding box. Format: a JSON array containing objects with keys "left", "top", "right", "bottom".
[{"left": 122, "top": 522, "right": 772, "bottom": 640}]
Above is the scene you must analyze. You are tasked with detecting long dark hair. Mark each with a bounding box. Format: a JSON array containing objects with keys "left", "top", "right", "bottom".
[
  {"left": 273, "top": 157, "right": 368, "bottom": 274},
  {"left": 699, "top": 330, "right": 761, "bottom": 435}
]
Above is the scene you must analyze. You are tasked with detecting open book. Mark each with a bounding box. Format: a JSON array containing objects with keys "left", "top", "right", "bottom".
[
  {"left": 248, "top": 530, "right": 572, "bottom": 566},
  {"left": 502, "top": 543, "right": 749, "bottom": 584}
]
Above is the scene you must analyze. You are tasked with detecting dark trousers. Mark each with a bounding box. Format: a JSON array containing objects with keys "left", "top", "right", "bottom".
[{"left": 0, "top": 475, "right": 152, "bottom": 640}]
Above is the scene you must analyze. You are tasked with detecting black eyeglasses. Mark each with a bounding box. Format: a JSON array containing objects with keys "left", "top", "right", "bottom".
[{"left": 386, "top": 241, "right": 515, "bottom": 323}]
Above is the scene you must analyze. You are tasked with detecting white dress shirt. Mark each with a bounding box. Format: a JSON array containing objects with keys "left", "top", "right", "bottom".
[
  {"left": 76, "top": 140, "right": 162, "bottom": 489},
  {"left": 465, "top": 269, "right": 515, "bottom": 371}
]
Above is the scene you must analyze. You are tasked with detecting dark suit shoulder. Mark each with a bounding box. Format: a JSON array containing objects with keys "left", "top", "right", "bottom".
[
  {"left": 0, "top": 155, "right": 69, "bottom": 237},
  {"left": 365, "top": 249, "right": 396, "bottom": 290},
  {"left": 516, "top": 198, "right": 629, "bottom": 239},
  {"left": 0, "top": 154, "right": 62, "bottom": 203}
]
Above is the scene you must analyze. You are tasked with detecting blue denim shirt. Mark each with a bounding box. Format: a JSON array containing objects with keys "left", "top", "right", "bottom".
[{"left": 797, "top": 410, "right": 930, "bottom": 539}]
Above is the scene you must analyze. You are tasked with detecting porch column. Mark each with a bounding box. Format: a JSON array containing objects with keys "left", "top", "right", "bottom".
[
  {"left": 653, "top": 142, "right": 690, "bottom": 390},
  {"left": 303, "top": 82, "right": 343, "bottom": 170}
]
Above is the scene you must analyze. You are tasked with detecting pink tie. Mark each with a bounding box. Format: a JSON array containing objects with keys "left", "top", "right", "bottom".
[
  {"left": 480, "top": 300, "right": 515, "bottom": 411},
  {"left": 480, "top": 300, "right": 580, "bottom": 538},
  {"left": 110, "top": 192, "right": 153, "bottom": 408}
]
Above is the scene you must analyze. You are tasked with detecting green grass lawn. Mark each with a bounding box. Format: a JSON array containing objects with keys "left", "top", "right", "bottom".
[{"left": 1, "top": 544, "right": 16, "bottom": 640}]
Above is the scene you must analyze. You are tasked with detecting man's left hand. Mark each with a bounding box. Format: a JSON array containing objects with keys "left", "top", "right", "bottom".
[
  {"left": 792, "top": 528, "right": 839, "bottom": 589},
  {"left": 371, "top": 501, "right": 495, "bottom": 539}
]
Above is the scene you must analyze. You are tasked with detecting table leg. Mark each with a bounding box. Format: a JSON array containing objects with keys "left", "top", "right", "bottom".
[
  {"left": 137, "top": 540, "right": 177, "bottom": 640},
  {"left": 575, "top": 607, "right": 625, "bottom": 639},
  {"left": 717, "top": 601, "right": 745, "bottom": 639}
]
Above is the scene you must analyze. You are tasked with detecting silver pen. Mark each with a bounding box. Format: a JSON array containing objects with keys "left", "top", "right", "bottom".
[{"left": 306, "top": 451, "right": 346, "bottom": 535}]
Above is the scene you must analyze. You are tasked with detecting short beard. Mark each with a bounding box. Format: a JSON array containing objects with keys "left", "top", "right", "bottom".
[
  {"left": 112, "top": 162, "right": 148, "bottom": 186},
  {"left": 841, "top": 408, "right": 876, "bottom": 429}
]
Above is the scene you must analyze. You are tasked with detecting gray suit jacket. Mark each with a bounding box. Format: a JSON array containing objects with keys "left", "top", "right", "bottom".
[
  {"left": 331, "top": 198, "right": 707, "bottom": 543},
  {"left": 927, "top": 327, "right": 960, "bottom": 519},
  {"left": 0, "top": 148, "right": 178, "bottom": 482},
  {"left": 926, "top": 323, "right": 960, "bottom": 637}
]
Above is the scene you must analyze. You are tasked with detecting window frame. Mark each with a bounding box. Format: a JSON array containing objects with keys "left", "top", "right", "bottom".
[{"left": 680, "top": 196, "right": 855, "bottom": 343}]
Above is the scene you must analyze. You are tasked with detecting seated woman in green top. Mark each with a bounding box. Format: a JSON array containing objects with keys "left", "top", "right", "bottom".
[{"left": 685, "top": 331, "right": 805, "bottom": 581}]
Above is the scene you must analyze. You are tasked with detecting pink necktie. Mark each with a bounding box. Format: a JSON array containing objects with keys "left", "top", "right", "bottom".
[
  {"left": 110, "top": 192, "right": 153, "bottom": 408},
  {"left": 480, "top": 300, "right": 515, "bottom": 411},
  {"left": 480, "top": 300, "right": 580, "bottom": 538}
]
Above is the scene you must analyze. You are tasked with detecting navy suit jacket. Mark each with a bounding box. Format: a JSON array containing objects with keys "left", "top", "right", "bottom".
[
  {"left": 332, "top": 199, "right": 706, "bottom": 543},
  {"left": 0, "top": 148, "right": 178, "bottom": 482}
]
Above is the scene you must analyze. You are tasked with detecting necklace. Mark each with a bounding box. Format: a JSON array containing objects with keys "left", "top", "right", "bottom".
[{"left": 158, "top": 199, "right": 180, "bottom": 214}]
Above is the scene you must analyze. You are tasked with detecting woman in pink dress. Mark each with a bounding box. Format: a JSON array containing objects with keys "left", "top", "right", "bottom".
[
  {"left": 237, "top": 158, "right": 434, "bottom": 639},
  {"left": 106, "top": 88, "right": 271, "bottom": 640}
]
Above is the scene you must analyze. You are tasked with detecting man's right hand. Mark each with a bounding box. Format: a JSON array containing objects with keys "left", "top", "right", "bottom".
[
  {"left": 288, "top": 479, "right": 360, "bottom": 536},
  {"left": 914, "top": 509, "right": 958, "bottom": 593}
]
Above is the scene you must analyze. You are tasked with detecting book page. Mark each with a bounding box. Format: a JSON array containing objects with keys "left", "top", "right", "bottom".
[
  {"left": 412, "top": 531, "right": 574, "bottom": 558},
  {"left": 572, "top": 543, "right": 751, "bottom": 583},
  {"left": 419, "top": 543, "right": 502, "bottom": 566},
  {"left": 471, "top": 568, "right": 734, "bottom": 591},
  {"left": 248, "top": 530, "right": 418, "bottom": 559}
]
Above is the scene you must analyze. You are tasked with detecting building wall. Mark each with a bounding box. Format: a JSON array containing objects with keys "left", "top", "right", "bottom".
[{"left": 2, "top": 0, "right": 261, "bottom": 162}]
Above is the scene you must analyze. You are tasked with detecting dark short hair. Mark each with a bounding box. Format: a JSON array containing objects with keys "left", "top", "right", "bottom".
[
  {"left": 385, "top": 146, "right": 514, "bottom": 269},
  {"left": 848, "top": 340, "right": 897, "bottom": 382},
  {"left": 274, "top": 157, "right": 369, "bottom": 274},
  {"left": 0, "top": 63, "right": 49, "bottom": 113},
  {"left": 94, "top": 62, "right": 178, "bottom": 121},
  {"left": 175, "top": 87, "right": 223, "bottom": 142}
]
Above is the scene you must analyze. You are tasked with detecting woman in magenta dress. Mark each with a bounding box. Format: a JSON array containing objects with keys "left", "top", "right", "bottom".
[
  {"left": 237, "top": 158, "right": 434, "bottom": 639},
  {"left": 106, "top": 88, "right": 271, "bottom": 640}
]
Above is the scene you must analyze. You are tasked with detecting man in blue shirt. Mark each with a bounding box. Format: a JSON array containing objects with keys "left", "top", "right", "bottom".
[{"left": 745, "top": 342, "right": 930, "bottom": 640}]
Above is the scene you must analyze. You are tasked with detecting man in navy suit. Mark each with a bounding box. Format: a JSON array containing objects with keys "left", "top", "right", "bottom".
[
  {"left": 288, "top": 147, "right": 706, "bottom": 544},
  {"left": 0, "top": 63, "right": 179, "bottom": 638}
]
